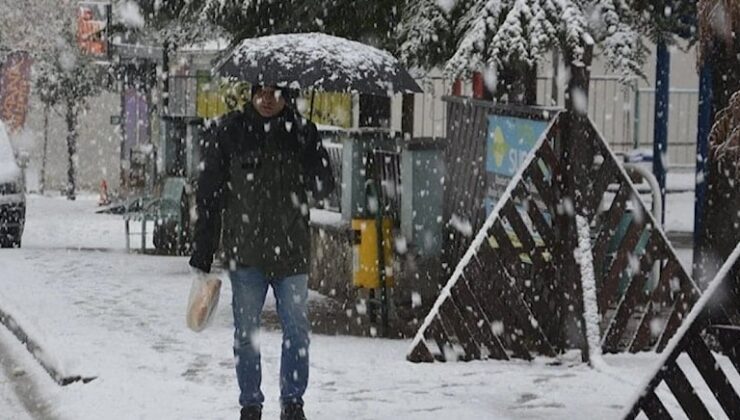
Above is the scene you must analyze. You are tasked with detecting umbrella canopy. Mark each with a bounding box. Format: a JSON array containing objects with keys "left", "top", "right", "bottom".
[{"left": 214, "top": 33, "right": 422, "bottom": 96}]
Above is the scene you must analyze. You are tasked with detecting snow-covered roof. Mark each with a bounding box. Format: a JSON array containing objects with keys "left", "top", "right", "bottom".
[{"left": 0, "top": 121, "right": 20, "bottom": 183}]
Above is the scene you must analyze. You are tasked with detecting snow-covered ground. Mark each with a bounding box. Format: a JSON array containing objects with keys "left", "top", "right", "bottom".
[
  {"left": 0, "top": 338, "right": 32, "bottom": 420},
  {"left": 0, "top": 194, "right": 731, "bottom": 419}
]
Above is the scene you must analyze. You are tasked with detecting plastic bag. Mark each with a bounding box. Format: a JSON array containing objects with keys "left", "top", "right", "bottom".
[{"left": 186, "top": 274, "right": 222, "bottom": 332}]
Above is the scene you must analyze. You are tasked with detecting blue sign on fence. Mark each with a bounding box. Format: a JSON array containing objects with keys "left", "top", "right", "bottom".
[{"left": 486, "top": 115, "right": 549, "bottom": 177}]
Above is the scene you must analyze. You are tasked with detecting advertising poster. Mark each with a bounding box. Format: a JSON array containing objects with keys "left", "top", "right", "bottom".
[
  {"left": 300, "top": 92, "right": 352, "bottom": 128},
  {"left": 484, "top": 114, "right": 551, "bottom": 251},
  {"left": 77, "top": 2, "right": 109, "bottom": 56},
  {"left": 484, "top": 114, "right": 549, "bottom": 213},
  {"left": 195, "top": 71, "right": 351, "bottom": 128},
  {"left": 196, "top": 72, "right": 250, "bottom": 119},
  {"left": 123, "top": 88, "right": 150, "bottom": 157},
  {"left": 0, "top": 51, "right": 33, "bottom": 134}
]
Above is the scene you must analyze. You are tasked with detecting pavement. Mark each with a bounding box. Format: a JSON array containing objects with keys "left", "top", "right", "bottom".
[{"left": 0, "top": 191, "right": 703, "bottom": 419}]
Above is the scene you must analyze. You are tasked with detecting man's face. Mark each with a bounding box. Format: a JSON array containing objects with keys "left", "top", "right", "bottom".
[{"left": 252, "top": 87, "right": 286, "bottom": 118}]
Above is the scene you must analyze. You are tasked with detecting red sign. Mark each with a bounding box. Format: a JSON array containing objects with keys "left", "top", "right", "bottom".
[
  {"left": 0, "top": 51, "right": 33, "bottom": 134},
  {"left": 77, "top": 3, "right": 108, "bottom": 56}
]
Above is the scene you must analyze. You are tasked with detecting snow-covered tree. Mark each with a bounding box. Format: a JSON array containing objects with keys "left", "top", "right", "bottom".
[
  {"left": 399, "top": 0, "right": 648, "bottom": 100},
  {"left": 0, "top": 0, "right": 104, "bottom": 200},
  {"left": 694, "top": 0, "right": 740, "bottom": 283},
  {"left": 118, "top": 0, "right": 222, "bottom": 47},
  {"left": 397, "top": 0, "right": 457, "bottom": 70},
  {"left": 194, "top": 0, "right": 308, "bottom": 41},
  {"left": 452, "top": 0, "right": 644, "bottom": 77},
  {"left": 633, "top": 0, "right": 696, "bottom": 44},
  {"left": 586, "top": 0, "right": 649, "bottom": 77},
  {"left": 34, "top": 10, "right": 103, "bottom": 200},
  {"left": 305, "top": 0, "right": 405, "bottom": 51},
  {"left": 36, "top": 59, "right": 101, "bottom": 201},
  {"left": 696, "top": 0, "right": 738, "bottom": 110},
  {"left": 185, "top": 0, "right": 403, "bottom": 50}
]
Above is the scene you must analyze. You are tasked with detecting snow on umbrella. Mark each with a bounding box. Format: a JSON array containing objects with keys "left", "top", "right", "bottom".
[{"left": 213, "top": 33, "right": 422, "bottom": 96}]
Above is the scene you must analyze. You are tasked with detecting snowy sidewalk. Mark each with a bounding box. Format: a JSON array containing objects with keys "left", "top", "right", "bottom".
[
  {"left": 0, "top": 195, "right": 731, "bottom": 419},
  {"left": 0, "top": 337, "right": 33, "bottom": 420}
]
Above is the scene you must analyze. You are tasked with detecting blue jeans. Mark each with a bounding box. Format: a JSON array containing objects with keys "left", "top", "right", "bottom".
[{"left": 230, "top": 267, "right": 310, "bottom": 408}]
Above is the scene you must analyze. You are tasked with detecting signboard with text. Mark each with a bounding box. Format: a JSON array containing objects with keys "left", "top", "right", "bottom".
[
  {"left": 77, "top": 2, "right": 110, "bottom": 56},
  {"left": 485, "top": 115, "right": 549, "bottom": 213}
]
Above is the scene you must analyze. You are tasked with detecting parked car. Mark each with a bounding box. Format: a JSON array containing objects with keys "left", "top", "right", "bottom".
[{"left": 0, "top": 121, "right": 25, "bottom": 248}]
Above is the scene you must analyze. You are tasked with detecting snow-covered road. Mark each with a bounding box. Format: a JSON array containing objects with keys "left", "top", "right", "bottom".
[{"left": 0, "top": 195, "right": 732, "bottom": 419}]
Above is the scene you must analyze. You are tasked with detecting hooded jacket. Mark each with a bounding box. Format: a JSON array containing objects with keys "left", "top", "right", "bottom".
[{"left": 189, "top": 104, "right": 335, "bottom": 278}]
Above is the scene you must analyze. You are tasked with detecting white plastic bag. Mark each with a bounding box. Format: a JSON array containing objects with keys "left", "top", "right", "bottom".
[{"left": 186, "top": 274, "right": 222, "bottom": 332}]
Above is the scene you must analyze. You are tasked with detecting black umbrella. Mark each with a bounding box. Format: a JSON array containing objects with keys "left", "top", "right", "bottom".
[{"left": 213, "top": 33, "right": 422, "bottom": 96}]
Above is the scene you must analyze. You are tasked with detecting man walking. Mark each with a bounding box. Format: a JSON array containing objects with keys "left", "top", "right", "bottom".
[{"left": 189, "top": 86, "right": 335, "bottom": 420}]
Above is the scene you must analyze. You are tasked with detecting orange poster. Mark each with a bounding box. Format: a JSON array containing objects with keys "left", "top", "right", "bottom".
[
  {"left": 0, "top": 51, "right": 33, "bottom": 133},
  {"left": 77, "top": 3, "right": 108, "bottom": 56}
]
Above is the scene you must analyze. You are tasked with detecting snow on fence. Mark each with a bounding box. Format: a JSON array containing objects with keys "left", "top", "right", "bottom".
[
  {"left": 407, "top": 100, "right": 702, "bottom": 363},
  {"left": 623, "top": 243, "right": 740, "bottom": 419}
]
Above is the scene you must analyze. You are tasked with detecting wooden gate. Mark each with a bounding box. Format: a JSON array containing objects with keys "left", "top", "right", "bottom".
[
  {"left": 624, "top": 243, "right": 740, "bottom": 419},
  {"left": 407, "top": 104, "right": 701, "bottom": 363}
]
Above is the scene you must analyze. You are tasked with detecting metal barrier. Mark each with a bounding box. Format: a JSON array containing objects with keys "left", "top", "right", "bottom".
[
  {"left": 634, "top": 87, "right": 699, "bottom": 167},
  {"left": 537, "top": 76, "right": 634, "bottom": 153},
  {"left": 624, "top": 244, "right": 740, "bottom": 419},
  {"left": 411, "top": 76, "right": 450, "bottom": 139},
  {"left": 536, "top": 75, "right": 699, "bottom": 167},
  {"left": 412, "top": 74, "right": 700, "bottom": 167},
  {"left": 407, "top": 100, "right": 701, "bottom": 363}
]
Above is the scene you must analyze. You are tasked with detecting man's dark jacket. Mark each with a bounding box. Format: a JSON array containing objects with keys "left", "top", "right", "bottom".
[{"left": 189, "top": 104, "right": 335, "bottom": 278}]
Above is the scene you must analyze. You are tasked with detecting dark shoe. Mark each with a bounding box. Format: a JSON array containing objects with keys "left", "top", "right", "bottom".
[
  {"left": 240, "top": 405, "right": 262, "bottom": 420},
  {"left": 281, "top": 403, "right": 307, "bottom": 420}
]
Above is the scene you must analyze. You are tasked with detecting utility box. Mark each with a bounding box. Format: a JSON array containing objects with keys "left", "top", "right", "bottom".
[{"left": 400, "top": 138, "right": 445, "bottom": 256}]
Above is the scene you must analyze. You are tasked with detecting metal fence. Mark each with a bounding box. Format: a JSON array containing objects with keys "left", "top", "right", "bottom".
[
  {"left": 537, "top": 76, "right": 634, "bottom": 154},
  {"left": 633, "top": 87, "right": 699, "bottom": 167},
  {"left": 411, "top": 75, "right": 700, "bottom": 168},
  {"left": 536, "top": 75, "right": 699, "bottom": 167},
  {"left": 411, "top": 76, "right": 451, "bottom": 139}
]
